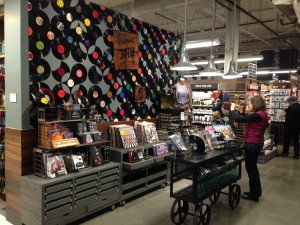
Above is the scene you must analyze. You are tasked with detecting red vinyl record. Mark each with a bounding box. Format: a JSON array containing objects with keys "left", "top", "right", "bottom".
[
  {"left": 69, "top": 63, "right": 88, "bottom": 84},
  {"left": 51, "top": 38, "right": 71, "bottom": 60},
  {"left": 88, "top": 46, "right": 102, "bottom": 65},
  {"left": 53, "top": 83, "right": 71, "bottom": 105},
  {"left": 52, "top": 61, "right": 71, "bottom": 82}
]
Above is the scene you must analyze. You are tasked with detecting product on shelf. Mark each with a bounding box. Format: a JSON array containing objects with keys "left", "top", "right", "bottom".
[
  {"left": 45, "top": 152, "right": 67, "bottom": 178},
  {"left": 135, "top": 121, "right": 158, "bottom": 144},
  {"left": 110, "top": 124, "right": 138, "bottom": 149}
]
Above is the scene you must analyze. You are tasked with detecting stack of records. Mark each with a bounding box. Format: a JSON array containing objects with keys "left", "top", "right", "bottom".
[
  {"left": 44, "top": 152, "right": 67, "bottom": 178},
  {"left": 136, "top": 121, "right": 158, "bottom": 144},
  {"left": 110, "top": 124, "right": 138, "bottom": 149}
]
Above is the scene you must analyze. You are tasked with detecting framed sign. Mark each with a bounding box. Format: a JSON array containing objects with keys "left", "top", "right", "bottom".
[
  {"left": 52, "top": 138, "right": 80, "bottom": 149},
  {"left": 135, "top": 85, "right": 146, "bottom": 102},
  {"left": 113, "top": 30, "right": 139, "bottom": 70}
]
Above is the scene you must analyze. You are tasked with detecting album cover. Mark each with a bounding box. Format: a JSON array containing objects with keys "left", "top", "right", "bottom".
[
  {"left": 128, "top": 148, "right": 144, "bottom": 163},
  {"left": 71, "top": 154, "right": 85, "bottom": 170},
  {"left": 90, "top": 146, "right": 103, "bottom": 166},
  {"left": 46, "top": 153, "right": 67, "bottom": 179},
  {"left": 153, "top": 142, "right": 169, "bottom": 156},
  {"left": 168, "top": 134, "right": 187, "bottom": 150},
  {"left": 101, "top": 147, "right": 110, "bottom": 163}
]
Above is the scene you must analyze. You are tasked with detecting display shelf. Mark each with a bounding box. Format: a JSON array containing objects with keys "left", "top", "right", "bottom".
[
  {"left": 110, "top": 142, "right": 172, "bottom": 202},
  {"left": 22, "top": 162, "right": 121, "bottom": 225}
]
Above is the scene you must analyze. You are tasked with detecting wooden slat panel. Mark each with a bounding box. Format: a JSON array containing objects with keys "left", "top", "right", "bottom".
[{"left": 5, "top": 128, "right": 38, "bottom": 224}]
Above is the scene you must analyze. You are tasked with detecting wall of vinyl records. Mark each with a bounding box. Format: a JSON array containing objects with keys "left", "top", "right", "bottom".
[{"left": 28, "top": 0, "right": 181, "bottom": 122}]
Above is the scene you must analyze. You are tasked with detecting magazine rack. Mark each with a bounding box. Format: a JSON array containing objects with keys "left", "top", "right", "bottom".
[{"left": 165, "top": 145, "right": 244, "bottom": 225}]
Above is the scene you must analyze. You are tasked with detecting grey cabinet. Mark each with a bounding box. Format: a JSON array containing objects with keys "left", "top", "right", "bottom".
[{"left": 21, "top": 162, "right": 120, "bottom": 225}]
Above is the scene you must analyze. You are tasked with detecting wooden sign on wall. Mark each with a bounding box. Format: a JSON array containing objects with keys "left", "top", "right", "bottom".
[
  {"left": 113, "top": 30, "right": 139, "bottom": 70},
  {"left": 135, "top": 85, "right": 146, "bottom": 102}
]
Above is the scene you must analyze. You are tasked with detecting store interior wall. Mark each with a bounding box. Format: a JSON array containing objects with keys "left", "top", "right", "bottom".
[{"left": 28, "top": 0, "right": 182, "bottom": 122}]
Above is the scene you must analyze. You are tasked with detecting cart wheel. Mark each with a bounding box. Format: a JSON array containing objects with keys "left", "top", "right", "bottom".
[
  {"left": 209, "top": 191, "right": 220, "bottom": 204},
  {"left": 110, "top": 205, "right": 115, "bottom": 211},
  {"left": 120, "top": 201, "right": 126, "bottom": 206},
  {"left": 228, "top": 183, "right": 241, "bottom": 209},
  {"left": 193, "top": 203, "right": 211, "bottom": 225},
  {"left": 161, "top": 183, "right": 166, "bottom": 188},
  {"left": 170, "top": 199, "right": 189, "bottom": 225}
]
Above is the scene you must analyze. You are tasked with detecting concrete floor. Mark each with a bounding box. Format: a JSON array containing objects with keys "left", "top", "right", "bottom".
[
  {"left": 1, "top": 155, "right": 299, "bottom": 225},
  {"left": 75, "top": 155, "right": 300, "bottom": 225}
]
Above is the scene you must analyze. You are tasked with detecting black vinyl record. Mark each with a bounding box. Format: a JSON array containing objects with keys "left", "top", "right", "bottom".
[
  {"left": 88, "top": 46, "right": 102, "bottom": 65},
  {"left": 72, "top": 84, "right": 88, "bottom": 106},
  {"left": 29, "top": 33, "right": 51, "bottom": 58},
  {"left": 103, "top": 69, "right": 114, "bottom": 85},
  {"left": 70, "top": 21, "right": 88, "bottom": 43},
  {"left": 103, "top": 29, "right": 113, "bottom": 48},
  {"left": 168, "top": 76, "right": 175, "bottom": 88},
  {"left": 28, "top": 0, "right": 49, "bottom": 10},
  {"left": 50, "top": 14, "right": 71, "bottom": 39},
  {"left": 30, "top": 82, "right": 56, "bottom": 106},
  {"left": 29, "top": 58, "right": 51, "bottom": 82},
  {"left": 51, "top": 0, "right": 72, "bottom": 15},
  {"left": 71, "top": 41, "right": 88, "bottom": 62},
  {"left": 149, "top": 104, "right": 158, "bottom": 118},
  {"left": 51, "top": 38, "right": 71, "bottom": 60},
  {"left": 70, "top": 63, "right": 88, "bottom": 85},
  {"left": 87, "top": 25, "right": 102, "bottom": 43},
  {"left": 28, "top": 14, "right": 43, "bottom": 37},
  {"left": 104, "top": 11, "right": 116, "bottom": 29},
  {"left": 101, "top": 49, "right": 113, "bottom": 70},
  {"left": 88, "top": 85, "right": 102, "bottom": 105},
  {"left": 52, "top": 61, "right": 71, "bottom": 82},
  {"left": 88, "top": 66, "right": 102, "bottom": 84},
  {"left": 29, "top": 10, "right": 50, "bottom": 34},
  {"left": 90, "top": 7, "right": 102, "bottom": 25},
  {"left": 53, "top": 83, "right": 71, "bottom": 105}
]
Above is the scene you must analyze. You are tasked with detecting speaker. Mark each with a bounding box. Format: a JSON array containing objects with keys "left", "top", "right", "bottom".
[
  {"left": 279, "top": 49, "right": 297, "bottom": 69},
  {"left": 257, "top": 50, "right": 275, "bottom": 68}
]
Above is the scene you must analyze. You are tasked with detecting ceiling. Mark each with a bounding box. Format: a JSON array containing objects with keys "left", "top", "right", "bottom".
[{"left": 94, "top": 0, "right": 300, "bottom": 69}]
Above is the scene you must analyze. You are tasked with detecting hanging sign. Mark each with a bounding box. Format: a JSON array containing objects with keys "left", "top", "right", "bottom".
[{"left": 114, "top": 30, "right": 139, "bottom": 70}]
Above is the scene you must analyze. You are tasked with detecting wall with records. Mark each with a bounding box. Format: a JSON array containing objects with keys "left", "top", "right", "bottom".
[{"left": 28, "top": 0, "right": 181, "bottom": 121}]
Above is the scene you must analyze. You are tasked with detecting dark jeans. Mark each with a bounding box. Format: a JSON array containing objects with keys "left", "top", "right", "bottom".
[
  {"left": 283, "top": 131, "right": 299, "bottom": 156},
  {"left": 244, "top": 142, "right": 263, "bottom": 197}
]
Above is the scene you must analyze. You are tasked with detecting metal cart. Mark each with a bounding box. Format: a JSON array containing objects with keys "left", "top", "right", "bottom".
[{"left": 165, "top": 146, "right": 244, "bottom": 225}]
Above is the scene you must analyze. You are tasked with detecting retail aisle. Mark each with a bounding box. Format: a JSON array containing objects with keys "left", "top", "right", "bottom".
[
  {"left": 0, "top": 156, "right": 299, "bottom": 225},
  {"left": 77, "top": 156, "right": 300, "bottom": 225}
]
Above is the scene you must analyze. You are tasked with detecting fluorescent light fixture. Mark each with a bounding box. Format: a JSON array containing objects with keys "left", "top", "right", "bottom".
[
  {"left": 186, "top": 39, "right": 220, "bottom": 49},
  {"left": 192, "top": 55, "right": 264, "bottom": 65},
  {"left": 237, "top": 55, "right": 264, "bottom": 62},
  {"left": 240, "top": 69, "right": 297, "bottom": 75},
  {"left": 272, "top": 70, "right": 297, "bottom": 74}
]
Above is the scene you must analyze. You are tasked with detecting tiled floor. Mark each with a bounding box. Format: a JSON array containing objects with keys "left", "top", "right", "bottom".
[{"left": 1, "top": 155, "right": 299, "bottom": 225}]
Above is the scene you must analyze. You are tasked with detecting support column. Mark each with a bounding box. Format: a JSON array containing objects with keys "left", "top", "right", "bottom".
[{"left": 4, "top": 1, "right": 35, "bottom": 225}]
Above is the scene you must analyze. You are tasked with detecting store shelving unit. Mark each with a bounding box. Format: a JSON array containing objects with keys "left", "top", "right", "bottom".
[
  {"left": 110, "top": 142, "right": 174, "bottom": 203},
  {"left": 22, "top": 162, "right": 121, "bottom": 225}
]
